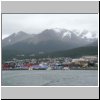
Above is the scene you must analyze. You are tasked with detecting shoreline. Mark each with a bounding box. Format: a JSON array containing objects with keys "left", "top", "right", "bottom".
[{"left": 2, "top": 68, "right": 98, "bottom": 71}]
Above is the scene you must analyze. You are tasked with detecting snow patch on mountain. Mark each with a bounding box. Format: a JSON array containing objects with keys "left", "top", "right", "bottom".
[
  {"left": 72, "top": 30, "right": 81, "bottom": 36},
  {"left": 62, "top": 31, "right": 72, "bottom": 38},
  {"left": 81, "top": 32, "right": 97, "bottom": 39}
]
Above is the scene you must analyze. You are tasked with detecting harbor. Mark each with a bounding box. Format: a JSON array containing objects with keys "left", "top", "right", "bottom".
[{"left": 2, "top": 70, "right": 98, "bottom": 86}]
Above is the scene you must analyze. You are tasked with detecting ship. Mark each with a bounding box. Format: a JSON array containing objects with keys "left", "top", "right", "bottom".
[{"left": 32, "top": 63, "right": 48, "bottom": 70}]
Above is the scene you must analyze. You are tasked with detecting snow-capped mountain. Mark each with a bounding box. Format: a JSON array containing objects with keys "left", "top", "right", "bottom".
[
  {"left": 52, "top": 28, "right": 98, "bottom": 41},
  {"left": 2, "top": 31, "right": 32, "bottom": 47},
  {"left": 73, "top": 30, "right": 98, "bottom": 42},
  {"left": 2, "top": 28, "right": 98, "bottom": 55}
]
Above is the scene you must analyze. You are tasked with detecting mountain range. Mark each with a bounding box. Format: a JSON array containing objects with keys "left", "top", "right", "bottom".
[{"left": 2, "top": 28, "right": 98, "bottom": 60}]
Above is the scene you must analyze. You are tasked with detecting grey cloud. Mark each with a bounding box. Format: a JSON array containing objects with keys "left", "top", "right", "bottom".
[{"left": 2, "top": 14, "right": 98, "bottom": 39}]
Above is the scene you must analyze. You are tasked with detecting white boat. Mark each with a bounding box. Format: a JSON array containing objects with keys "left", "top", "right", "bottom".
[
  {"left": 63, "top": 67, "right": 70, "bottom": 70},
  {"left": 28, "top": 67, "right": 33, "bottom": 70}
]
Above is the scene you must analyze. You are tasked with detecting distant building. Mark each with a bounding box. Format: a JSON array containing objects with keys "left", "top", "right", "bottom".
[{"left": 82, "top": 56, "right": 98, "bottom": 62}]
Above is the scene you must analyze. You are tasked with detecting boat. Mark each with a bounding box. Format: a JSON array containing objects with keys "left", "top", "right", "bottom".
[
  {"left": 51, "top": 63, "right": 64, "bottom": 70},
  {"left": 63, "top": 67, "right": 70, "bottom": 70},
  {"left": 32, "top": 63, "right": 48, "bottom": 70}
]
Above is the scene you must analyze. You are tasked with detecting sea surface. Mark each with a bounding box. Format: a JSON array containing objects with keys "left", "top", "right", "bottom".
[{"left": 1, "top": 70, "right": 98, "bottom": 86}]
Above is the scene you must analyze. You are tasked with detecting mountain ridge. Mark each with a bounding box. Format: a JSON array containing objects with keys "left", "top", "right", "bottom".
[{"left": 2, "top": 28, "right": 98, "bottom": 61}]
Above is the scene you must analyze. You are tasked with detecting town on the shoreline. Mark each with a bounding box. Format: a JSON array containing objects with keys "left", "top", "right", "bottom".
[{"left": 2, "top": 55, "right": 98, "bottom": 70}]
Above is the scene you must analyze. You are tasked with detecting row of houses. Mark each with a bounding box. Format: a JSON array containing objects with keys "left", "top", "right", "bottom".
[{"left": 2, "top": 55, "right": 98, "bottom": 70}]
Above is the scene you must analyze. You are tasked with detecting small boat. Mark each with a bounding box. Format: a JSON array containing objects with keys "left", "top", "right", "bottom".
[
  {"left": 63, "top": 67, "right": 70, "bottom": 70},
  {"left": 32, "top": 63, "right": 48, "bottom": 70},
  {"left": 51, "top": 63, "right": 64, "bottom": 70}
]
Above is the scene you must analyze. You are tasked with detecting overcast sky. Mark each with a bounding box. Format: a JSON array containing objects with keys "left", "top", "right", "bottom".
[{"left": 2, "top": 14, "right": 98, "bottom": 39}]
